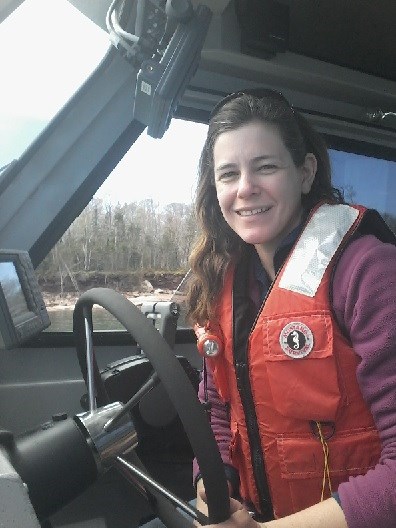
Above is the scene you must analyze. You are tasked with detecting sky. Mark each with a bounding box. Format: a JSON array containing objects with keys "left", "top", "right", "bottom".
[
  {"left": 0, "top": 0, "right": 208, "bottom": 207},
  {"left": 96, "top": 119, "right": 208, "bottom": 206}
]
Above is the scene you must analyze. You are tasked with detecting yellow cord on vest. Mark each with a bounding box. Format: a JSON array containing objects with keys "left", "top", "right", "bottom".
[{"left": 315, "top": 421, "right": 332, "bottom": 501}]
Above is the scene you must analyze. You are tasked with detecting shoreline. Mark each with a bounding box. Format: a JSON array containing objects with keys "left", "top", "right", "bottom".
[{"left": 43, "top": 289, "right": 182, "bottom": 311}]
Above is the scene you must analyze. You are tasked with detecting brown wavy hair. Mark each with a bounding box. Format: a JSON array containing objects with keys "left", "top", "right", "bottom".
[{"left": 186, "top": 92, "right": 344, "bottom": 324}]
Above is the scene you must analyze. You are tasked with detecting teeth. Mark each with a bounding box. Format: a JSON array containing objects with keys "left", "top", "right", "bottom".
[{"left": 238, "top": 207, "right": 268, "bottom": 216}]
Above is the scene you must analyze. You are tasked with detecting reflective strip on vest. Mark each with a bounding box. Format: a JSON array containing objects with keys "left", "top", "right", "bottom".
[{"left": 279, "top": 204, "right": 359, "bottom": 297}]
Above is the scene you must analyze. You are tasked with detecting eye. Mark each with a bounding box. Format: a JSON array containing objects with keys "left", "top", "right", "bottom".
[
  {"left": 215, "top": 170, "right": 239, "bottom": 182},
  {"left": 257, "top": 163, "right": 277, "bottom": 173}
]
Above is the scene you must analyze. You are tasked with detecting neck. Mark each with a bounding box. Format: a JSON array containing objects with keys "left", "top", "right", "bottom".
[{"left": 254, "top": 245, "right": 276, "bottom": 280}]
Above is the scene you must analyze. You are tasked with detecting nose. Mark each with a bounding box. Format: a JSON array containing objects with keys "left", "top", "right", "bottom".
[{"left": 237, "top": 171, "right": 259, "bottom": 198}]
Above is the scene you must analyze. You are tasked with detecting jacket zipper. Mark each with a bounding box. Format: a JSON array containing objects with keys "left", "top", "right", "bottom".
[
  {"left": 232, "top": 261, "right": 281, "bottom": 519},
  {"left": 234, "top": 360, "right": 273, "bottom": 518}
]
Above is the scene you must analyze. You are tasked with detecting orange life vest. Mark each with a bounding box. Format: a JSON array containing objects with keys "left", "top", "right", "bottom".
[{"left": 207, "top": 203, "right": 391, "bottom": 519}]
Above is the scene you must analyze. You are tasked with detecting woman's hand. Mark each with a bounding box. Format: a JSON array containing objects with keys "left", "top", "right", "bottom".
[
  {"left": 206, "top": 497, "right": 262, "bottom": 528},
  {"left": 195, "top": 478, "right": 210, "bottom": 521},
  {"left": 196, "top": 483, "right": 262, "bottom": 528}
]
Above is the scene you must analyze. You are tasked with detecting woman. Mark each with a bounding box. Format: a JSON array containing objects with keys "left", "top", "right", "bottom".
[{"left": 187, "top": 89, "right": 396, "bottom": 527}]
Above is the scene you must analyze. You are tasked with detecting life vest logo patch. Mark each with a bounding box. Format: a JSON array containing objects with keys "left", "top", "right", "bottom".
[{"left": 279, "top": 322, "right": 314, "bottom": 359}]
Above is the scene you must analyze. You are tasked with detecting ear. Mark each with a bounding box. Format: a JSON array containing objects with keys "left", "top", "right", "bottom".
[{"left": 300, "top": 153, "right": 317, "bottom": 194}]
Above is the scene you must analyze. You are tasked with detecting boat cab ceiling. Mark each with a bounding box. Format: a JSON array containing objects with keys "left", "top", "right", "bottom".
[{"left": 0, "top": 0, "right": 395, "bottom": 264}]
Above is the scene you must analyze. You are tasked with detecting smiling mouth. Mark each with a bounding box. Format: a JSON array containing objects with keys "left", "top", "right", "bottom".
[{"left": 237, "top": 207, "right": 270, "bottom": 217}]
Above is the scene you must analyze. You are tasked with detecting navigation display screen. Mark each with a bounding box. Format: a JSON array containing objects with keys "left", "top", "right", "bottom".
[
  {"left": 0, "top": 250, "right": 50, "bottom": 348},
  {"left": 0, "top": 262, "right": 30, "bottom": 324}
]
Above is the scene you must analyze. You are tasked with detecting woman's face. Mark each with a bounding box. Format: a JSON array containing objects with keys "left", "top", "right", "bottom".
[{"left": 213, "top": 120, "right": 316, "bottom": 257}]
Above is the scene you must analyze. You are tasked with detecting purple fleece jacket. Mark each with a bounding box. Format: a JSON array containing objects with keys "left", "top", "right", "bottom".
[{"left": 193, "top": 234, "right": 396, "bottom": 528}]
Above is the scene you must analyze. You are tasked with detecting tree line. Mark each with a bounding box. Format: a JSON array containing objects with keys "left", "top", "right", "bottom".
[
  {"left": 37, "top": 198, "right": 197, "bottom": 295},
  {"left": 36, "top": 195, "right": 396, "bottom": 297}
]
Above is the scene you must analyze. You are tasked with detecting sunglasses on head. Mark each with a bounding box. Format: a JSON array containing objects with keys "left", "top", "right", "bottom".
[{"left": 209, "top": 88, "right": 292, "bottom": 120}]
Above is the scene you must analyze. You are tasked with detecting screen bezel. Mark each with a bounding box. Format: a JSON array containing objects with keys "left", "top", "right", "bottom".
[{"left": 0, "top": 250, "right": 50, "bottom": 349}]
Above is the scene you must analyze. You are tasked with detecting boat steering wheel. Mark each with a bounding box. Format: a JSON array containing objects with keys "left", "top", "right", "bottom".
[{"left": 73, "top": 287, "right": 230, "bottom": 527}]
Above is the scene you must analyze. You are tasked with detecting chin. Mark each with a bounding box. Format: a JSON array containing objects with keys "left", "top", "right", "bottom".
[{"left": 239, "top": 235, "right": 270, "bottom": 245}]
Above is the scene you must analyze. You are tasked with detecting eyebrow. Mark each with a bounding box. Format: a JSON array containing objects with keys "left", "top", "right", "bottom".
[
  {"left": 214, "top": 162, "right": 237, "bottom": 173},
  {"left": 214, "top": 155, "right": 276, "bottom": 173}
]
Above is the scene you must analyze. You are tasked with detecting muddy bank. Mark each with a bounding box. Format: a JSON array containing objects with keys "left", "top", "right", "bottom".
[
  {"left": 42, "top": 289, "right": 180, "bottom": 310},
  {"left": 39, "top": 271, "right": 187, "bottom": 310}
]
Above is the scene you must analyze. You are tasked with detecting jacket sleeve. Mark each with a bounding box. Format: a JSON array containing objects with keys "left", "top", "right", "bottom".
[
  {"left": 332, "top": 234, "right": 396, "bottom": 528},
  {"left": 192, "top": 361, "right": 239, "bottom": 493}
]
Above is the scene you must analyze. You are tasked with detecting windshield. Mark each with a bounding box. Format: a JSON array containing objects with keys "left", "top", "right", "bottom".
[
  {"left": 0, "top": 0, "right": 109, "bottom": 170},
  {"left": 2, "top": 2, "right": 394, "bottom": 335}
]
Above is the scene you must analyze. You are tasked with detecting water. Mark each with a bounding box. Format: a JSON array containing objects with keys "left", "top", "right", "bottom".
[
  {"left": 47, "top": 307, "right": 125, "bottom": 332},
  {"left": 46, "top": 303, "right": 189, "bottom": 332}
]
